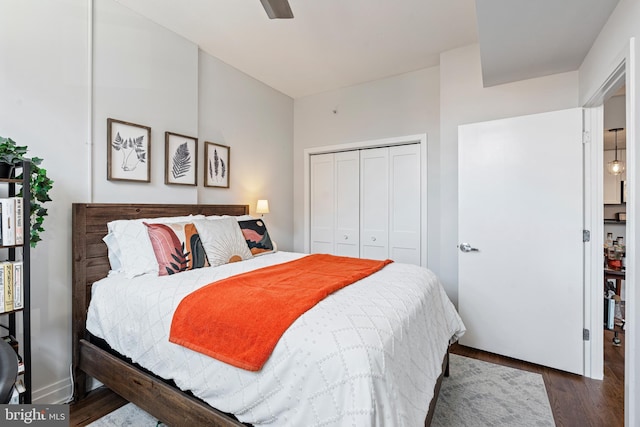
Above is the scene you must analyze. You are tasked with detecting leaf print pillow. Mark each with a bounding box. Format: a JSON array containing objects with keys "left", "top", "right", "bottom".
[{"left": 144, "top": 221, "right": 210, "bottom": 276}]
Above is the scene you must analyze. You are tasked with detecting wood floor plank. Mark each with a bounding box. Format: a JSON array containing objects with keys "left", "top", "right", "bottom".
[{"left": 69, "top": 387, "right": 127, "bottom": 427}]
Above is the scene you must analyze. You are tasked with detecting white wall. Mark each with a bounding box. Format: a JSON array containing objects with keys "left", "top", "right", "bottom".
[
  {"left": 1, "top": 0, "right": 294, "bottom": 403},
  {"left": 439, "top": 44, "right": 579, "bottom": 303},
  {"left": 0, "top": 0, "right": 89, "bottom": 402},
  {"left": 293, "top": 67, "right": 441, "bottom": 270},
  {"left": 198, "top": 51, "right": 294, "bottom": 250},
  {"left": 579, "top": 0, "right": 640, "bottom": 424},
  {"left": 93, "top": 0, "right": 199, "bottom": 204}
]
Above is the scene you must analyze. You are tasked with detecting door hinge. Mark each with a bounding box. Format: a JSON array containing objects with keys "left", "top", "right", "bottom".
[
  {"left": 582, "top": 131, "right": 591, "bottom": 144},
  {"left": 583, "top": 230, "right": 591, "bottom": 242},
  {"left": 583, "top": 328, "right": 590, "bottom": 341}
]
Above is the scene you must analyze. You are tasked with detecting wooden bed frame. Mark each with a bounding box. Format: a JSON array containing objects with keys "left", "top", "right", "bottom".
[{"left": 71, "top": 203, "right": 448, "bottom": 426}]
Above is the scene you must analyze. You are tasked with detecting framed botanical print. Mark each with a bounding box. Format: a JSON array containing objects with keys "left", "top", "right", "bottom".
[
  {"left": 107, "top": 118, "right": 151, "bottom": 182},
  {"left": 165, "top": 132, "right": 198, "bottom": 186},
  {"left": 204, "top": 142, "right": 230, "bottom": 188}
]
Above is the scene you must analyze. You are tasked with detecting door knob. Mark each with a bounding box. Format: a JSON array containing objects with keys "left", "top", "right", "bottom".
[{"left": 459, "top": 243, "right": 479, "bottom": 253}]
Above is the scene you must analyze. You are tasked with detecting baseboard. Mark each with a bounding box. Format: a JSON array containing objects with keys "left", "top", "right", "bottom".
[{"left": 33, "top": 377, "right": 73, "bottom": 404}]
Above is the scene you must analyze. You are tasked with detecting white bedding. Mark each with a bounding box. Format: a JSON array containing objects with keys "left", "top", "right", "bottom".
[{"left": 87, "top": 252, "right": 465, "bottom": 426}]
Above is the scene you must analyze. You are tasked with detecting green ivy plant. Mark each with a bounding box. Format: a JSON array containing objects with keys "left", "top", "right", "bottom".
[{"left": 0, "top": 136, "right": 53, "bottom": 247}]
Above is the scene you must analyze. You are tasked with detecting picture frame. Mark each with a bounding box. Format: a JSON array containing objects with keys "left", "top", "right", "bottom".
[
  {"left": 165, "top": 132, "right": 198, "bottom": 186},
  {"left": 107, "top": 118, "right": 151, "bottom": 182},
  {"left": 204, "top": 142, "right": 230, "bottom": 188}
]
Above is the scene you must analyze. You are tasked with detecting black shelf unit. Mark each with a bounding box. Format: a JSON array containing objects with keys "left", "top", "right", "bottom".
[{"left": 1, "top": 160, "right": 32, "bottom": 403}]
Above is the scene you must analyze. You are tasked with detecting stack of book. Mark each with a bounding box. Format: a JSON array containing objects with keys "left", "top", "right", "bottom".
[
  {"left": 0, "top": 197, "right": 24, "bottom": 246},
  {"left": 0, "top": 261, "right": 23, "bottom": 313}
]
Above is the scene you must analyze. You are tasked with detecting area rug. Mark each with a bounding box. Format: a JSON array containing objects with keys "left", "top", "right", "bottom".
[
  {"left": 88, "top": 354, "right": 555, "bottom": 426},
  {"left": 432, "top": 354, "right": 554, "bottom": 426}
]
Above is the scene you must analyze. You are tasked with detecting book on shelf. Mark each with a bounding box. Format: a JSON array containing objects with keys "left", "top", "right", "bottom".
[
  {"left": 0, "top": 262, "right": 5, "bottom": 312},
  {"left": 0, "top": 261, "right": 23, "bottom": 313},
  {"left": 13, "top": 261, "right": 23, "bottom": 310},
  {"left": 2, "top": 261, "right": 14, "bottom": 312},
  {"left": 0, "top": 198, "right": 15, "bottom": 246},
  {"left": 14, "top": 197, "right": 23, "bottom": 245}
]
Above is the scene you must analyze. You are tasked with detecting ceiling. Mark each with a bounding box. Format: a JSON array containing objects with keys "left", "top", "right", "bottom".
[
  {"left": 114, "top": 0, "right": 619, "bottom": 99},
  {"left": 476, "top": 0, "right": 619, "bottom": 87}
]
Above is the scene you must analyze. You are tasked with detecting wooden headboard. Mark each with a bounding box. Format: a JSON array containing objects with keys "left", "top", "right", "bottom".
[{"left": 71, "top": 203, "right": 249, "bottom": 399}]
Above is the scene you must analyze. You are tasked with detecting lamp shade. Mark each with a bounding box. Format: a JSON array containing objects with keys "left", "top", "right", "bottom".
[
  {"left": 607, "top": 159, "right": 625, "bottom": 175},
  {"left": 256, "top": 199, "right": 270, "bottom": 214}
]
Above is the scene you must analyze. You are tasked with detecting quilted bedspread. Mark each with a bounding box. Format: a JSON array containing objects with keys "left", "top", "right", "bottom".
[{"left": 86, "top": 252, "right": 465, "bottom": 426}]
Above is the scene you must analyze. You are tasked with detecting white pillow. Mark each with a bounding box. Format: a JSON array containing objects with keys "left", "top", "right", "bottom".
[
  {"left": 106, "top": 214, "right": 205, "bottom": 278},
  {"left": 193, "top": 217, "right": 253, "bottom": 267},
  {"left": 205, "top": 214, "right": 254, "bottom": 221},
  {"left": 102, "top": 232, "right": 123, "bottom": 273}
]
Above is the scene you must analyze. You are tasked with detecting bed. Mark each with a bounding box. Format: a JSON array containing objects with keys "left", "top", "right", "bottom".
[{"left": 72, "top": 203, "right": 465, "bottom": 426}]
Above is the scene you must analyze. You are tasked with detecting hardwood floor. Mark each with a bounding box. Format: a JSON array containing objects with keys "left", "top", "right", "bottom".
[
  {"left": 69, "top": 387, "right": 127, "bottom": 427},
  {"left": 69, "top": 331, "right": 625, "bottom": 426},
  {"left": 450, "top": 327, "right": 624, "bottom": 427}
]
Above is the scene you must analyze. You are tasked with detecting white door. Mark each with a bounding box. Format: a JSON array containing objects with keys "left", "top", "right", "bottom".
[
  {"left": 389, "top": 144, "right": 421, "bottom": 264},
  {"left": 334, "top": 151, "right": 360, "bottom": 257},
  {"left": 360, "top": 148, "right": 389, "bottom": 260},
  {"left": 310, "top": 153, "right": 335, "bottom": 254},
  {"left": 458, "top": 108, "right": 584, "bottom": 375}
]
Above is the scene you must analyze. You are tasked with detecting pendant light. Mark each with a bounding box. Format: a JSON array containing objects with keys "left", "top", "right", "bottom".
[{"left": 607, "top": 128, "right": 625, "bottom": 175}]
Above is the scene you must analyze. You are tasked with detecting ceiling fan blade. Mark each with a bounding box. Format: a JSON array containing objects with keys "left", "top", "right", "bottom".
[{"left": 260, "top": 0, "right": 294, "bottom": 19}]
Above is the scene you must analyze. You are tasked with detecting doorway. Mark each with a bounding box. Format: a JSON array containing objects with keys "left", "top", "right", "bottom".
[
  {"left": 602, "top": 87, "right": 626, "bottom": 422},
  {"left": 583, "top": 45, "right": 635, "bottom": 426}
]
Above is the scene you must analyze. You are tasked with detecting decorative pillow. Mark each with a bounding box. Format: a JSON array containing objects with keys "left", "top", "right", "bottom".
[
  {"left": 145, "top": 222, "right": 210, "bottom": 276},
  {"left": 238, "top": 218, "right": 276, "bottom": 256},
  {"left": 193, "top": 217, "right": 253, "bottom": 267},
  {"left": 106, "top": 215, "right": 205, "bottom": 278}
]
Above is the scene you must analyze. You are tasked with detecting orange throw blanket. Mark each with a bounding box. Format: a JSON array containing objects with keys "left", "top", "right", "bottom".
[{"left": 169, "top": 254, "right": 392, "bottom": 371}]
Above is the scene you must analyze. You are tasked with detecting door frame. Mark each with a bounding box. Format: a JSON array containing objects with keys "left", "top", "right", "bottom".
[
  {"left": 303, "top": 134, "right": 428, "bottom": 267},
  {"left": 582, "top": 38, "right": 635, "bottom": 425}
]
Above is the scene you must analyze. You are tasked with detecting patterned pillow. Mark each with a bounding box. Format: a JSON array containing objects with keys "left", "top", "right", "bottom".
[
  {"left": 106, "top": 214, "right": 205, "bottom": 278},
  {"left": 193, "top": 218, "right": 253, "bottom": 267},
  {"left": 144, "top": 222, "right": 210, "bottom": 276},
  {"left": 238, "top": 219, "right": 276, "bottom": 256}
]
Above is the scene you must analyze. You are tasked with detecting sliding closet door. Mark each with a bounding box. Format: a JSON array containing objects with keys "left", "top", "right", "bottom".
[
  {"left": 360, "top": 148, "right": 390, "bottom": 260},
  {"left": 389, "top": 144, "right": 421, "bottom": 264},
  {"left": 334, "top": 151, "right": 360, "bottom": 257},
  {"left": 310, "top": 153, "right": 335, "bottom": 254},
  {"left": 310, "top": 142, "right": 422, "bottom": 264}
]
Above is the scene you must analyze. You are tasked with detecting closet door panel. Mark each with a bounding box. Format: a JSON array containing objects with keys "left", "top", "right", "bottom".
[
  {"left": 389, "top": 144, "right": 421, "bottom": 265},
  {"left": 334, "top": 151, "right": 360, "bottom": 257},
  {"left": 310, "top": 153, "right": 335, "bottom": 254},
  {"left": 360, "top": 148, "right": 389, "bottom": 260}
]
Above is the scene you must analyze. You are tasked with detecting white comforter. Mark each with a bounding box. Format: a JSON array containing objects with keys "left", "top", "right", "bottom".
[{"left": 87, "top": 252, "right": 465, "bottom": 426}]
